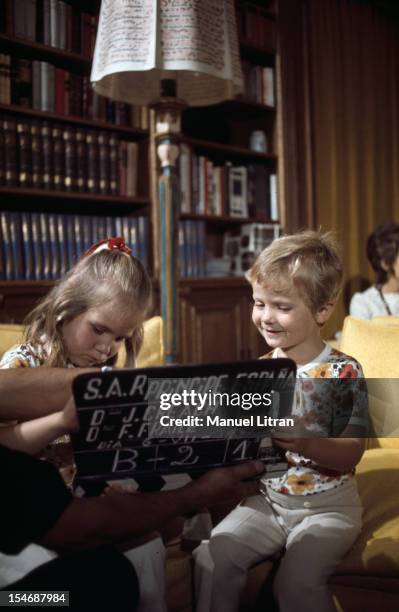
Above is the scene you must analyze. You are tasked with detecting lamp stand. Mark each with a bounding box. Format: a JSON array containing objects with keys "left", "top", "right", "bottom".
[{"left": 151, "top": 80, "right": 186, "bottom": 364}]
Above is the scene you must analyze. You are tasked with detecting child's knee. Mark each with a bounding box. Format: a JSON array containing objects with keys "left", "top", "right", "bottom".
[
  {"left": 193, "top": 540, "right": 213, "bottom": 571},
  {"left": 194, "top": 535, "right": 245, "bottom": 570},
  {"left": 209, "top": 534, "right": 252, "bottom": 572},
  {"left": 274, "top": 562, "right": 326, "bottom": 605}
]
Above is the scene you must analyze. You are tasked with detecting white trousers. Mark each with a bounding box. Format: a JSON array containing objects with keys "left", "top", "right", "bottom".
[
  {"left": 0, "top": 537, "right": 167, "bottom": 612},
  {"left": 194, "top": 481, "right": 362, "bottom": 612}
]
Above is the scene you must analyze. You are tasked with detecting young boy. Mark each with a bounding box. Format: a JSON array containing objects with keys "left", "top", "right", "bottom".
[{"left": 194, "top": 230, "right": 368, "bottom": 612}]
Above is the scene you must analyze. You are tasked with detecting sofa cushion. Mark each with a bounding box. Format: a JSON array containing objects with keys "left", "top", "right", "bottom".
[
  {"left": 371, "top": 316, "right": 399, "bottom": 327},
  {"left": 0, "top": 324, "right": 24, "bottom": 358},
  {"left": 115, "top": 316, "right": 164, "bottom": 367},
  {"left": 340, "top": 316, "right": 399, "bottom": 378},
  {"left": 136, "top": 315, "right": 164, "bottom": 367},
  {"left": 334, "top": 448, "right": 399, "bottom": 578},
  {"left": 339, "top": 316, "right": 399, "bottom": 449}
]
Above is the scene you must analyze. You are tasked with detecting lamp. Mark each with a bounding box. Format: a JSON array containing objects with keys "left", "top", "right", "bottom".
[{"left": 91, "top": 0, "right": 243, "bottom": 363}]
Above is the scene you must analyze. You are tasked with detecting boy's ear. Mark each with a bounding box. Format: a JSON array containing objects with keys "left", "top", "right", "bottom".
[{"left": 315, "top": 301, "right": 336, "bottom": 326}]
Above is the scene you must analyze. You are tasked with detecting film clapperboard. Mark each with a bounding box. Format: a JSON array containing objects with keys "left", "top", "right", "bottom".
[{"left": 71, "top": 358, "right": 296, "bottom": 495}]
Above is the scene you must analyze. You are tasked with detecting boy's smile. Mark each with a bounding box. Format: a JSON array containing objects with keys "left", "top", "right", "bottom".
[{"left": 251, "top": 281, "right": 331, "bottom": 365}]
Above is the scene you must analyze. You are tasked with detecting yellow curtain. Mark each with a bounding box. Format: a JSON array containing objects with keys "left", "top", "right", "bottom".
[{"left": 303, "top": 0, "right": 399, "bottom": 337}]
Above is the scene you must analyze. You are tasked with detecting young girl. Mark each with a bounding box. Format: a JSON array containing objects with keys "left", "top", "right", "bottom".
[
  {"left": 0, "top": 236, "right": 151, "bottom": 453},
  {"left": 0, "top": 237, "right": 168, "bottom": 612},
  {"left": 1, "top": 236, "right": 151, "bottom": 369}
]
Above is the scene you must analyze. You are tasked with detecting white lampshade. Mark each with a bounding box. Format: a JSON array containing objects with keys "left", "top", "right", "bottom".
[{"left": 91, "top": 0, "right": 243, "bottom": 106}]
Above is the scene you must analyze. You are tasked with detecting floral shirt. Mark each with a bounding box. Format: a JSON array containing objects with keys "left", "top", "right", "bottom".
[
  {"left": 262, "top": 343, "right": 368, "bottom": 496},
  {"left": 0, "top": 343, "right": 75, "bottom": 485},
  {"left": 0, "top": 343, "right": 48, "bottom": 368}
]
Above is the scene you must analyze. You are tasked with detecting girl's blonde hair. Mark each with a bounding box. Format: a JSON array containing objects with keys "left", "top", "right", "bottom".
[
  {"left": 24, "top": 249, "right": 152, "bottom": 367},
  {"left": 246, "top": 230, "right": 343, "bottom": 312}
]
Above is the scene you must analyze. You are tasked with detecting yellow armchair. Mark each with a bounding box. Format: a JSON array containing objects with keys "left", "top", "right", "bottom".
[
  {"left": 328, "top": 315, "right": 399, "bottom": 611},
  {"left": 371, "top": 316, "right": 399, "bottom": 327},
  {"left": 117, "top": 315, "right": 164, "bottom": 368},
  {"left": 0, "top": 324, "right": 24, "bottom": 359},
  {"left": 339, "top": 316, "right": 399, "bottom": 447},
  {"left": 137, "top": 316, "right": 164, "bottom": 367},
  {"left": 340, "top": 316, "right": 399, "bottom": 378},
  {"left": 243, "top": 316, "right": 399, "bottom": 611}
]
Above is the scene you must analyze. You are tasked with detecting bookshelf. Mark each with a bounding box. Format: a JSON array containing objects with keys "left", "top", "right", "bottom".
[
  {"left": 171, "top": 0, "right": 280, "bottom": 284},
  {"left": 0, "top": 102, "right": 148, "bottom": 137},
  {"left": 0, "top": 0, "right": 151, "bottom": 289},
  {"left": 0, "top": 187, "right": 149, "bottom": 208},
  {"left": 156, "top": 0, "right": 281, "bottom": 362},
  {"left": 0, "top": 0, "right": 281, "bottom": 363}
]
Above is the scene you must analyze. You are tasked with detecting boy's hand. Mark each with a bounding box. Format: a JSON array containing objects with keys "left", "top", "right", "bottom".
[
  {"left": 272, "top": 437, "right": 311, "bottom": 454},
  {"left": 271, "top": 416, "right": 312, "bottom": 454},
  {"left": 187, "top": 461, "right": 265, "bottom": 510},
  {"left": 271, "top": 414, "right": 310, "bottom": 438}
]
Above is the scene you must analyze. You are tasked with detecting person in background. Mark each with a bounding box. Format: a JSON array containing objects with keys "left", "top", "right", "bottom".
[{"left": 350, "top": 222, "right": 399, "bottom": 319}]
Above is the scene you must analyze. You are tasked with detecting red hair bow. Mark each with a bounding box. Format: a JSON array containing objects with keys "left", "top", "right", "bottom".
[{"left": 84, "top": 237, "right": 132, "bottom": 258}]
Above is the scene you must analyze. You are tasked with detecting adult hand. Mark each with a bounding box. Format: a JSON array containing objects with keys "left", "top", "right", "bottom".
[
  {"left": 61, "top": 397, "right": 79, "bottom": 433},
  {"left": 188, "top": 461, "right": 265, "bottom": 511}
]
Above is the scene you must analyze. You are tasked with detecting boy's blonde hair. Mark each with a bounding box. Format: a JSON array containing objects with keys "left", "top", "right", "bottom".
[
  {"left": 246, "top": 230, "right": 343, "bottom": 312},
  {"left": 24, "top": 249, "right": 152, "bottom": 367}
]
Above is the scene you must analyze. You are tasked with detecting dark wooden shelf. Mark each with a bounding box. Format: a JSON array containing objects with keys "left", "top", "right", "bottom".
[
  {"left": 63, "top": 0, "right": 100, "bottom": 14},
  {"left": 184, "top": 137, "right": 277, "bottom": 162},
  {"left": 237, "top": 0, "right": 277, "bottom": 15},
  {"left": 239, "top": 1, "right": 277, "bottom": 20},
  {"left": 0, "top": 34, "right": 91, "bottom": 74},
  {"left": 240, "top": 40, "right": 276, "bottom": 65},
  {"left": 180, "top": 213, "right": 252, "bottom": 225},
  {"left": 180, "top": 276, "right": 249, "bottom": 288},
  {"left": 0, "top": 104, "right": 149, "bottom": 138},
  {"left": 0, "top": 187, "right": 150, "bottom": 208},
  {"left": 0, "top": 280, "right": 55, "bottom": 290},
  {"left": 223, "top": 98, "right": 275, "bottom": 115}
]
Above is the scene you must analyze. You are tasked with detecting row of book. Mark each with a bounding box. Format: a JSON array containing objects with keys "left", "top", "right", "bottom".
[
  {"left": 236, "top": 6, "right": 277, "bottom": 50},
  {"left": 0, "top": 116, "right": 140, "bottom": 197},
  {"left": 179, "top": 221, "right": 280, "bottom": 279},
  {"left": 241, "top": 63, "right": 275, "bottom": 107},
  {"left": 0, "top": 55, "right": 150, "bottom": 129},
  {"left": 179, "top": 144, "right": 278, "bottom": 222},
  {"left": 179, "top": 220, "right": 206, "bottom": 278},
  {"left": 0, "top": 210, "right": 149, "bottom": 281},
  {"left": 0, "top": 0, "right": 97, "bottom": 58}
]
